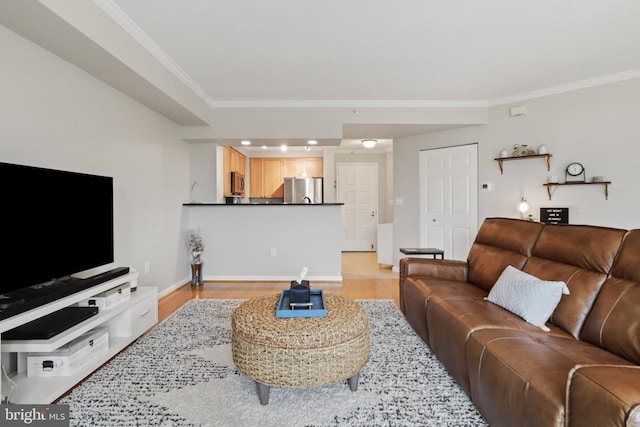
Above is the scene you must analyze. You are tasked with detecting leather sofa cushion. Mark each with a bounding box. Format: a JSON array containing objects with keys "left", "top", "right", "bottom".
[
  {"left": 567, "top": 365, "right": 640, "bottom": 427},
  {"left": 426, "top": 295, "right": 569, "bottom": 394},
  {"left": 582, "top": 277, "right": 640, "bottom": 365},
  {"left": 582, "top": 230, "right": 640, "bottom": 364},
  {"left": 611, "top": 230, "right": 640, "bottom": 282},
  {"left": 523, "top": 223, "right": 626, "bottom": 338},
  {"left": 467, "top": 218, "right": 543, "bottom": 291},
  {"left": 530, "top": 223, "right": 626, "bottom": 274},
  {"left": 524, "top": 256, "right": 607, "bottom": 338},
  {"left": 401, "top": 276, "right": 486, "bottom": 344},
  {"left": 466, "top": 329, "right": 633, "bottom": 427}
]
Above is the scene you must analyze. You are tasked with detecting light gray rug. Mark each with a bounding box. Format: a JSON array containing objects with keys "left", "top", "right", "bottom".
[{"left": 59, "top": 299, "right": 487, "bottom": 426}]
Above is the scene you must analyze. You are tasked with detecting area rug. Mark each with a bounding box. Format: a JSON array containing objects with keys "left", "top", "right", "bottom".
[{"left": 59, "top": 299, "right": 488, "bottom": 426}]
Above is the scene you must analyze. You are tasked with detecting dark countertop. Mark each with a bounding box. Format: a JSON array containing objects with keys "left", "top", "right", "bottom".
[{"left": 183, "top": 203, "right": 344, "bottom": 206}]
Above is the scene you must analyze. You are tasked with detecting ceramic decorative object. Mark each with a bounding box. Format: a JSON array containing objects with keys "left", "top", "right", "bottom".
[
  {"left": 512, "top": 144, "right": 521, "bottom": 156},
  {"left": 519, "top": 145, "right": 529, "bottom": 156},
  {"left": 500, "top": 149, "right": 508, "bottom": 158},
  {"left": 538, "top": 144, "right": 547, "bottom": 154}
]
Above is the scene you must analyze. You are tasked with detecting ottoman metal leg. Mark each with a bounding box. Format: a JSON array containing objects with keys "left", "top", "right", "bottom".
[
  {"left": 256, "top": 382, "right": 270, "bottom": 405},
  {"left": 347, "top": 372, "right": 360, "bottom": 391}
]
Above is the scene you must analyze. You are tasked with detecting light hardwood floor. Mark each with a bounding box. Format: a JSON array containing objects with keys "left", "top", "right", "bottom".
[{"left": 157, "top": 252, "right": 399, "bottom": 322}]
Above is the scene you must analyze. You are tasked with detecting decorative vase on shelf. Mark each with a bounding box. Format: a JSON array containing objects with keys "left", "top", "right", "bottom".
[
  {"left": 512, "top": 144, "right": 521, "bottom": 157},
  {"left": 519, "top": 145, "right": 529, "bottom": 156},
  {"left": 538, "top": 144, "right": 547, "bottom": 154},
  {"left": 191, "top": 263, "right": 203, "bottom": 287},
  {"left": 500, "top": 149, "right": 508, "bottom": 158}
]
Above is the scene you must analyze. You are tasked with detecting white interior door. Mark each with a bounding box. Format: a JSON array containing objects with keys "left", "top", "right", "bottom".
[
  {"left": 419, "top": 144, "right": 478, "bottom": 261},
  {"left": 337, "top": 163, "right": 378, "bottom": 251}
]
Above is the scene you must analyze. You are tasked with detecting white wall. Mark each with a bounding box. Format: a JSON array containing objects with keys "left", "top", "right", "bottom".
[
  {"left": 188, "top": 142, "right": 219, "bottom": 203},
  {"left": 393, "top": 78, "right": 640, "bottom": 266},
  {"left": 0, "top": 25, "right": 191, "bottom": 295},
  {"left": 185, "top": 205, "right": 343, "bottom": 280}
]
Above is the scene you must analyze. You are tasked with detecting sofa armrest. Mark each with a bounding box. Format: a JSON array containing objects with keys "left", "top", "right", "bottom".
[
  {"left": 399, "top": 257, "right": 468, "bottom": 286},
  {"left": 567, "top": 365, "right": 640, "bottom": 427}
]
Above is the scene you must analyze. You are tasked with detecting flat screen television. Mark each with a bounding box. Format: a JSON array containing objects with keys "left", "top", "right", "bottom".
[{"left": 0, "top": 162, "right": 114, "bottom": 300}]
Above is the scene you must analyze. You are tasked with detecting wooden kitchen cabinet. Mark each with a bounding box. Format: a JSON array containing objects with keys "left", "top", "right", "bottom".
[
  {"left": 263, "top": 158, "right": 284, "bottom": 197},
  {"left": 250, "top": 157, "right": 322, "bottom": 198},
  {"left": 223, "top": 147, "right": 246, "bottom": 196},
  {"left": 249, "top": 158, "right": 284, "bottom": 198},
  {"left": 284, "top": 157, "right": 323, "bottom": 178},
  {"left": 249, "top": 158, "right": 264, "bottom": 198}
]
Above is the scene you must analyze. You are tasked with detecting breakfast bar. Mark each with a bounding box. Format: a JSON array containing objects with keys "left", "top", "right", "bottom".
[{"left": 183, "top": 203, "right": 343, "bottom": 281}]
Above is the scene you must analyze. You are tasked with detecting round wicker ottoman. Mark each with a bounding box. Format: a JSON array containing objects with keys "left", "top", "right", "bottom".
[{"left": 231, "top": 293, "right": 370, "bottom": 405}]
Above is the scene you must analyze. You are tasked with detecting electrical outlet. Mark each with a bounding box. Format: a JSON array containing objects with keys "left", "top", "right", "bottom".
[
  {"left": 270, "top": 248, "right": 277, "bottom": 257},
  {"left": 144, "top": 262, "right": 151, "bottom": 274}
]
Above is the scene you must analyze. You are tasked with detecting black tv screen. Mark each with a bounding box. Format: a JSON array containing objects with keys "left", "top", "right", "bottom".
[{"left": 0, "top": 162, "right": 113, "bottom": 296}]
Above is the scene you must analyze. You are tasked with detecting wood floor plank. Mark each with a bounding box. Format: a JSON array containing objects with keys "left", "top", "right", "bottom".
[{"left": 158, "top": 252, "right": 398, "bottom": 322}]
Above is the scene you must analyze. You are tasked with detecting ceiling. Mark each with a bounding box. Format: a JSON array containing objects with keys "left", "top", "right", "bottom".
[{"left": 108, "top": 0, "right": 640, "bottom": 106}]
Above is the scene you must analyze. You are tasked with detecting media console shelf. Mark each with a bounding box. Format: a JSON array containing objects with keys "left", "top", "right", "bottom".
[{"left": 0, "top": 271, "right": 158, "bottom": 404}]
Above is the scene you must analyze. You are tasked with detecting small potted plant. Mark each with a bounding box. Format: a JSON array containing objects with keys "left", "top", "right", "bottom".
[{"left": 188, "top": 229, "right": 204, "bottom": 286}]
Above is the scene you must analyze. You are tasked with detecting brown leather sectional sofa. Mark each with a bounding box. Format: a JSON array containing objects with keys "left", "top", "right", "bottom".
[{"left": 399, "top": 217, "right": 640, "bottom": 427}]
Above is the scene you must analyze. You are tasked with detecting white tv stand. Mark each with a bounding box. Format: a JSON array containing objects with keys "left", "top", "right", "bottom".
[{"left": 0, "top": 270, "right": 157, "bottom": 404}]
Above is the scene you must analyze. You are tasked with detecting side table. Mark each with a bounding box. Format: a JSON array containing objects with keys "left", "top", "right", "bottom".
[{"left": 399, "top": 248, "right": 445, "bottom": 259}]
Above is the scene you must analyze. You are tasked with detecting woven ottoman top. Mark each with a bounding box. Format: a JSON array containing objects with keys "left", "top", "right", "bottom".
[{"left": 232, "top": 293, "right": 369, "bottom": 349}]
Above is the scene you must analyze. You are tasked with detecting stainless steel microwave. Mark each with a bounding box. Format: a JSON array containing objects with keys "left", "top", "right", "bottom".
[{"left": 231, "top": 171, "right": 245, "bottom": 195}]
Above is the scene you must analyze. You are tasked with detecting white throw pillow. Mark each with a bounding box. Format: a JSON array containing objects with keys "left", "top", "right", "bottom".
[{"left": 486, "top": 265, "right": 570, "bottom": 331}]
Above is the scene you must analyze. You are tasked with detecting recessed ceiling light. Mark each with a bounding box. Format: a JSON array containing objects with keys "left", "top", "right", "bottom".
[
  {"left": 280, "top": 144, "right": 288, "bottom": 152},
  {"left": 304, "top": 146, "right": 311, "bottom": 151},
  {"left": 307, "top": 140, "right": 318, "bottom": 145},
  {"left": 241, "top": 140, "right": 251, "bottom": 145},
  {"left": 362, "top": 139, "right": 377, "bottom": 148},
  {"left": 261, "top": 145, "right": 267, "bottom": 149}
]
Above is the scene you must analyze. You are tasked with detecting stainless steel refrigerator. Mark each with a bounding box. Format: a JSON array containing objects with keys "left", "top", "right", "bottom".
[{"left": 284, "top": 177, "right": 323, "bottom": 204}]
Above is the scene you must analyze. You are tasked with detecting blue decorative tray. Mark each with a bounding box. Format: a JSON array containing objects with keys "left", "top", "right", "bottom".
[{"left": 276, "top": 289, "right": 327, "bottom": 318}]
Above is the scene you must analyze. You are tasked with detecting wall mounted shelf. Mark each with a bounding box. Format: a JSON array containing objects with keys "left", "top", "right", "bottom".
[
  {"left": 495, "top": 154, "right": 552, "bottom": 174},
  {"left": 543, "top": 181, "right": 612, "bottom": 200}
]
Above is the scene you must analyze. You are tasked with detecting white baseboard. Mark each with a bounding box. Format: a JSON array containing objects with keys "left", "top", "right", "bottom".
[
  {"left": 204, "top": 275, "right": 343, "bottom": 282},
  {"left": 158, "top": 277, "right": 190, "bottom": 298},
  {"left": 157, "top": 275, "right": 344, "bottom": 299}
]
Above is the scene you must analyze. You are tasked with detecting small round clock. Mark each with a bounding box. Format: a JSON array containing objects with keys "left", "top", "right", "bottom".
[
  {"left": 565, "top": 162, "right": 586, "bottom": 182},
  {"left": 566, "top": 162, "right": 584, "bottom": 176}
]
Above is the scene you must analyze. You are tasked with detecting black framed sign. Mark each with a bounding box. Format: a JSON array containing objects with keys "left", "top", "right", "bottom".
[{"left": 540, "top": 207, "right": 569, "bottom": 224}]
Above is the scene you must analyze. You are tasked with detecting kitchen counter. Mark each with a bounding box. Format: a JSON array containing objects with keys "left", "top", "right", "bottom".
[{"left": 183, "top": 203, "right": 343, "bottom": 281}]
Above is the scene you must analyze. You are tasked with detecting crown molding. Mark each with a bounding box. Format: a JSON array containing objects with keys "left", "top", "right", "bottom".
[
  {"left": 207, "top": 99, "right": 489, "bottom": 109},
  {"left": 488, "top": 69, "right": 640, "bottom": 106},
  {"left": 93, "top": 0, "right": 214, "bottom": 105}
]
